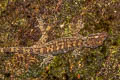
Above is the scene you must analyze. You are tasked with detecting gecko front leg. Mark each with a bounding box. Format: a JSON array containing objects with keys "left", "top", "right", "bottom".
[{"left": 39, "top": 54, "right": 54, "bottom": 67}]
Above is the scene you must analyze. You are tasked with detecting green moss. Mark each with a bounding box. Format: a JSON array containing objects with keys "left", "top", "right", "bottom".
[
  {"left": 0, "top": 0, "right": 8, "bottom": 15},
  {"left": 0, "top": 0, "right": 120, "bottom": 79}
]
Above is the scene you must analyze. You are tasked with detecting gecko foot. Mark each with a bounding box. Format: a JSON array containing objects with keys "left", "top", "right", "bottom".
[
  {"left": 40, "top": 54, "right": 54, "bottom": 67},
  {"left": 72, "top": 47, "right": 83, "bottom": 58}
]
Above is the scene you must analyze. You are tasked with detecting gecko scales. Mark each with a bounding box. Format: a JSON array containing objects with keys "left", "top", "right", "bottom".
[{"left": 0, "top": 32, "right": 108, "bottom": 55}]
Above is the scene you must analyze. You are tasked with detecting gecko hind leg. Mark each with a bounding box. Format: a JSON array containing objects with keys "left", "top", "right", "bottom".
[{"left": 32, "top": 16, "right": 52, "bottom": 48}]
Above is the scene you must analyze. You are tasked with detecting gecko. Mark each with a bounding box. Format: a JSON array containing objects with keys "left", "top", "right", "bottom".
[{"left": 0, "top": 32, "right": 108, "bottom": 55}]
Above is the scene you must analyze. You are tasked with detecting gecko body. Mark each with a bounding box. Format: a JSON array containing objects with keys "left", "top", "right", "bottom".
[{"left": 0, "top": 32, "right": 108, "bottom": 55}]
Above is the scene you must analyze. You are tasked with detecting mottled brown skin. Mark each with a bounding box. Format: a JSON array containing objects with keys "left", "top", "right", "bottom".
[
  {"left": 0, "top": 32, "right": 108, "bottom": 55},
  {"left": 83, "top": 32, "right": 108, "bottom": 48}
]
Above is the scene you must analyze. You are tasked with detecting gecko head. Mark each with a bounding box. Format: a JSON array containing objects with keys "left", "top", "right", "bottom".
[{"left": 83, "top": 32, "right": 108, "bottom": 48}]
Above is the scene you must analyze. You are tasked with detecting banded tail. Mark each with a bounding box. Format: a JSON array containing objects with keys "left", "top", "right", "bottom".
[{"left": 0, "top": 38, "right": 83, "bottom": 55}]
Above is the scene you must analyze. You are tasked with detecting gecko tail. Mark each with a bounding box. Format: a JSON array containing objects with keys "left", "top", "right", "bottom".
[{"left": 0, "top": 47, "right": 34, "bottom": 53}]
